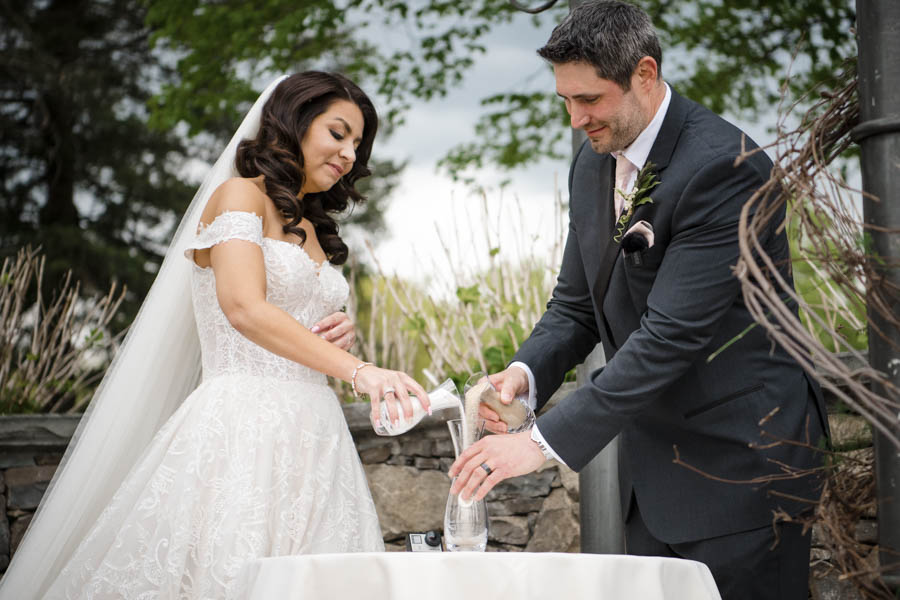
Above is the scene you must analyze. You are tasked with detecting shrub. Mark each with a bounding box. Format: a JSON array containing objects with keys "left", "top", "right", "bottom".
[
  {"left": 0, "top": 247, "right": 124, "bottom": 413},
  {"left": 337, "top": 191, "right": 568, "bottom": 400}
]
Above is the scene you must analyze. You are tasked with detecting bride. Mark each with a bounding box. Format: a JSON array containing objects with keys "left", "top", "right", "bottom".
[{"left": 0, "top": 71, "right": 428, "bottom": 599}]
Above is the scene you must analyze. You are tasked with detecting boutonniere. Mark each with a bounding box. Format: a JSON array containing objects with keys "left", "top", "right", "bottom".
[
  {"left": 622, "top": 220, "right": 654, "bottom": 266},
  {"left": 614, "top": 161, "right": 660, "bottom": 243}
]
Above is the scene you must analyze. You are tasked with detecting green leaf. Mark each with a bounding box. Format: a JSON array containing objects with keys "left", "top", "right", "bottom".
[
  {"left": 402, "top": 315, "right": 427, "bottom": 333},
  {"left": 456, "top": 284, "right": 481, "bottom": 306}
]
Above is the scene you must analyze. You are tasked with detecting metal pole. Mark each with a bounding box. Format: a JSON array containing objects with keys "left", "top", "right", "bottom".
[
  {"left": 853, "top": 0, "right": 900, "bottom": 586},
  {"left": 508, "top": 0, "right": 624, "bottom": 555},
  {"left": 565, "top": 0, "right": 624, "bottom": 555},
  {"left": 576, "top": 346, "right": 625, "bottom": 554}
]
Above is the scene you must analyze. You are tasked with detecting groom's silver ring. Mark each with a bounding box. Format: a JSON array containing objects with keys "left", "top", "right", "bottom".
[
  {"left": 480, "top": 463, "right": 492, "bottom": 475},
  {"left": 383, "top": 388, "right": 396, "bottom": 397}
]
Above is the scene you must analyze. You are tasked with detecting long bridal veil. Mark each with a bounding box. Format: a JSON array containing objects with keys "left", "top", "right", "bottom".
[{"left": 0, "top": 75, "right": 288, "bottom": 599}]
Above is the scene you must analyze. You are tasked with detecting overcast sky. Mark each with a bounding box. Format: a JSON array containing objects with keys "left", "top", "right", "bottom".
[{"left": 351, "top": 14, "right": 565, "bottom": 287}]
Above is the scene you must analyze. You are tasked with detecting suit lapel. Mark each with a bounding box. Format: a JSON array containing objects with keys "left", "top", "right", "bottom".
[
  {"left": 591, "top": 158, "right": 621, "bottom": 344},
  {"left": 646, "top": 88, "right": 689, "bottom": 175},
  {"left": 589, "top": 89, "right": 689, "bottom": 346}
]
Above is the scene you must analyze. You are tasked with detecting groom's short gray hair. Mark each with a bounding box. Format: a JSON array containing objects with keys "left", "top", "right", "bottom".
[{"left": 538, "top": 0, "right": 662, "bottom": 91}]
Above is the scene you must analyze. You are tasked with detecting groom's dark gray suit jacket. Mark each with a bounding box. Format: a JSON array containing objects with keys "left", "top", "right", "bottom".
[{"left": 514, "top": 89, "right": 828, "bottom": 544}]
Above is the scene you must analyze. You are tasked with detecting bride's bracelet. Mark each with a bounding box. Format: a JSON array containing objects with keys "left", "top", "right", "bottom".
[{"left": 351, "top": 362, "right": 374, "bottom": 398}]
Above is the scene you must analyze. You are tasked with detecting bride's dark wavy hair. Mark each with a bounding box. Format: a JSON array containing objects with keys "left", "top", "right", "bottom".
[{"left": 235, "top": 71, "right": 378, "bottom": 265}]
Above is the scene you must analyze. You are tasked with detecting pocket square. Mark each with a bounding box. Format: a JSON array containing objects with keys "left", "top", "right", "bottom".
[{"left": 621, "top": 220, "right": 654, "bottom": 254}]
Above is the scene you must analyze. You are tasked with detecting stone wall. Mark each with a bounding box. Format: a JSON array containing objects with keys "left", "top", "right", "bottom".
[
  {"left": 0, "top": 414, "right": 78, "bottom": 571},
  {"left": 0, "top": 385, "right": 579, "bottom": 572},
  {"left": 0, "top": 378, "right": 883, "bottom": 597}
]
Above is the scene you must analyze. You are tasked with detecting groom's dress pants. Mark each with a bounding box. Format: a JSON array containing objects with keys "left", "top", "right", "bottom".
[
  {"left": 620, "top": 378, "right": 825, "bottom": 600},
  {"left": 625, "top": 495, "right": 811, "bottom": 600}
]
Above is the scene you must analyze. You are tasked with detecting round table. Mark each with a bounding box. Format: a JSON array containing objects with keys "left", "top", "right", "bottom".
[{"left": 233, "top": 552, "right": 722, "bottom": 599}]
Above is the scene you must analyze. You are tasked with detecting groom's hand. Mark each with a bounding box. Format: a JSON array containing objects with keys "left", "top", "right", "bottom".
[
  {"left": 448, "top": 430, "right": 545, "bottom": 502},
  {"left": 480, "top": 367, "right": 530, "bottom": 434}
]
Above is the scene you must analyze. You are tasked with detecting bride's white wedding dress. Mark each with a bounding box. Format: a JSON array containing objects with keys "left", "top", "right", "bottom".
[{"left": 44, "top": 211, "right": 384, "bottom": 599}]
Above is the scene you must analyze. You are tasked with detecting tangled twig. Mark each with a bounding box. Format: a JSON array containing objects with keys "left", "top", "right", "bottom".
[
  {"left": 731, "top": 58, "right": 899, "bottom": 597},
  {"left": 734, "top": 61, "right": 900, "bottom": 450}
]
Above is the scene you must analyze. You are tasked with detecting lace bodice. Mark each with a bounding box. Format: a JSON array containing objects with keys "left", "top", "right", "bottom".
[{"left": 184, "top": 211, "right": 349, "bottom": 384}]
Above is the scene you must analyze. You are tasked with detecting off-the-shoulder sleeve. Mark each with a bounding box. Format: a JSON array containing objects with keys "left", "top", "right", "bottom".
[{"left": 184, "top": 211, "right": 264, "bottom": 261}]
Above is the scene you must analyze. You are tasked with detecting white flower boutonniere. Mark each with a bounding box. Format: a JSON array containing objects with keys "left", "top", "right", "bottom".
[{"left": 614, "top": 161, "right": 661, "bottom": 243}]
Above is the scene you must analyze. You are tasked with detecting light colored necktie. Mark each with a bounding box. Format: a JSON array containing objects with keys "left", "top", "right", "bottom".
[{"left": 614, "top": 153, "right": 637, "bottom": 219}]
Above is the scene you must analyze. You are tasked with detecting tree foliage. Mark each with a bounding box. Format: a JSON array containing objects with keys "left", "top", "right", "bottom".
[
  {"left": 146, "top": 0, "right": 855, "bottom": 180},
  {"left": 1, "top": 0, "right": 194, "bottom": 325},
  {"left": 0, "top": 0, "right": 405, "bottom": 326},
  {"left": 655, "top": 0, "right": 855, "bottom": 116},
  {"left": 441, "top": 0, "right": 857, "bottom": 177},
  {"left": 1, "top": 0, "right": 857, "bottom": 329},
  {"left": 145, "top": 0, "right": 520, "bottom": 139}
]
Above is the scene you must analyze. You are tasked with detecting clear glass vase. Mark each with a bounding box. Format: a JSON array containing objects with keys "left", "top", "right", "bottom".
[{"left": 443, "top": 418, "right": 489, "bottom": 552}]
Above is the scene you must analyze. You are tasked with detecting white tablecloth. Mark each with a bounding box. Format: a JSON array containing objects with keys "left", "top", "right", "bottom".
[{"left": 234, "top": 552, "right": 722, "bottom": 599}]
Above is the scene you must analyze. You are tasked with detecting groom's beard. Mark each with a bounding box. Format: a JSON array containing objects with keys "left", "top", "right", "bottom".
[{"left": 586, "top": 92, "right": 647, "bottom": 155}]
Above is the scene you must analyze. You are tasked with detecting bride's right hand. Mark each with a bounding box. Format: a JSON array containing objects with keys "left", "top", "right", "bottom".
[{"left": 354, "top": 366, "right": 430, "bottom": 427}]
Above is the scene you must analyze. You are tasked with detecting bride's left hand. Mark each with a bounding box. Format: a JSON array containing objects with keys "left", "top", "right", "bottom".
[{"left": 311, "top": 312, "right": 355, "bottom": 350}]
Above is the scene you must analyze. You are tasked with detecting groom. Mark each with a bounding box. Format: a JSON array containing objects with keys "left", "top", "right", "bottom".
[{"left": 449, "top": 2, "right": 828, "bottom": 598}]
